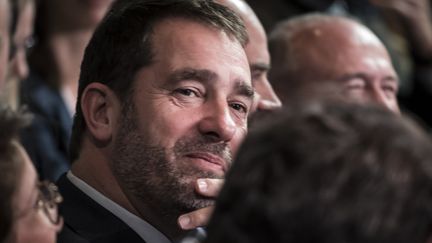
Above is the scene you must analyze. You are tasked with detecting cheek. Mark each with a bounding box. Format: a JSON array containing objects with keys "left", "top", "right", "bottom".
[
  {"left": 139, "top": 108, "right": 200, "bottom": 148},
  {"left": 230, "top": 127, "right": 248, "bottom": 156},
  {"left": 14, "top": 211, "right": 57, "bottom": 243},
  {"left": 253, "top": 77, "right": 266, "bottom": 95}
]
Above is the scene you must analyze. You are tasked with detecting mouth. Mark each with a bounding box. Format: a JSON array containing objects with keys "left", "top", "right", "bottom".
[{"left": 185, "top": 152, "right": 227, "bottom": 174}]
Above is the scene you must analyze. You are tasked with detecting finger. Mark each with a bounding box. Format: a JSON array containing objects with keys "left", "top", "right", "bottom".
[
  {"left": 178, "top": 206, "right": 214, "bottom": 230},
  {"left": 196, "top": 178, "right": 224, "bottom": 197}
]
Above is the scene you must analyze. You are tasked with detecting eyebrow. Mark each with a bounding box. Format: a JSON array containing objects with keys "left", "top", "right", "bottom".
[
  {"left": 168, "top": 67, "right": 255, "bottom": 99},
  {"left": 250, "top": 63, "right": 270, "bottom": 72},
  {"left": 168, "top": 68, "right": 217, "bottom": 84},
  {"left": 337, "top": 73, "right": 399, "bottom": 84},
  {"left": 337, "top": 73, "right": 368, "bottom": 83},
  {"left": 235, "top": 81, "right": 255, "bottom": 99}
]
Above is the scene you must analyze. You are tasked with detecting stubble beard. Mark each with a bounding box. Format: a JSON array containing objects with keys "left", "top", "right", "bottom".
[{"left": 111, "top": 106, "right": 232, "bottom": 218}]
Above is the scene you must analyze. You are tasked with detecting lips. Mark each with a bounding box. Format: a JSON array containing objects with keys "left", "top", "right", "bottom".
[{"left": 185, "top": 152, "right": 228, "bottom": 173}]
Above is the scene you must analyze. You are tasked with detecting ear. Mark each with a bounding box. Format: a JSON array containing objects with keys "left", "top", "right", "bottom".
[{"left": 80, "top": 83, "right": 120, "bottom": 145}]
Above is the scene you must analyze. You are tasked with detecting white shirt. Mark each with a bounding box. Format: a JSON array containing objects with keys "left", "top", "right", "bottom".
[{"left": 67, "top": 171, "right": 171, "bottom": 243}]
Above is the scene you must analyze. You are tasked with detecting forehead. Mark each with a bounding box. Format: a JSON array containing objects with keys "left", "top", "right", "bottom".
[
  {"left": 244, "top": 14, "right": 269, "bottom": 66},
  {"left": 150, "top": 17, "right": 250, "bottom": 80},
  {"left": 297, "top": 22, "right": 394, "bottom": 77}
]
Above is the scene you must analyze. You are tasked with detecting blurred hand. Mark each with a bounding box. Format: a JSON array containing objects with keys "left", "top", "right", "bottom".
[
  {"left": 177, "top": 178, "right": 224, "bottom": 230},
  {"left": 370, "top": 0, "right": 432, "bottom": 58},
  {"left": 369, "top": 0, "right": 429, "bottom": 20}
]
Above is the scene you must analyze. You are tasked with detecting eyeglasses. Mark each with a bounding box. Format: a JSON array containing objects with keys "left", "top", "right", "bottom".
[{"left": 35, "top": 181, "right": 63, "bottom": 225}]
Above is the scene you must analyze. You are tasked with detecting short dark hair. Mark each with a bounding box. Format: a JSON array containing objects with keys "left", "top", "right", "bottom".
[
  {"left": 0, "top": 105, "right": 31, "bottom": 242},
  {"left": 205, "top": 102, "right": 432, "bottom": 243},
  {"left": 69, "top": 0, "right": 248, "bottom": 161}
]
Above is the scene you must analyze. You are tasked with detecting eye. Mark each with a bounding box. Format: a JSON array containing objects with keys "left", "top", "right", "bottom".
[
  {"left": 382, "top": 85, "right": 397, "bottom": 98},
  {"left": 251, "top": 70, "right": 266, "bottom": 83},
  {"left": 383, "top": 85, "right": 395, "bottom": 92},
  {"left": 346, "top": 81, "right": 365, "bottom": 90},
  {"left": 230, "top": 102, "right": 248, "bottom": 114},
  {"left": 174, "top": 88, "right": 200, "bottom": 97},
  {"left": 344, "top": 78, "right": 366, "bottom": 95}
]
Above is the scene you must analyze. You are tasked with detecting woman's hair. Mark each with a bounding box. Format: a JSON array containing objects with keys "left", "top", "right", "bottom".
[{"left": 0, "top": 106, "right": 31, "bottom": 243}]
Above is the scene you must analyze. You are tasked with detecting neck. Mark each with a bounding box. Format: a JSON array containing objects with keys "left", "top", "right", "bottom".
[
  {"left": 71, "top": 141, "right": 140, "bottom": 217},
  {"left": 129, "top": 197, "right": 186, "bottom": 241},
  {"left": 72, "top": 140, "right": 186, "bottom": 241}
]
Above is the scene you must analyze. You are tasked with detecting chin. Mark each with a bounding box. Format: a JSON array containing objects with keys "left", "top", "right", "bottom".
[
  {"left": 172, "top": 176, "right": 215, "bottom": 213},
  {"left": 180, "top": 195, "right": 215, "bottom": 213}
]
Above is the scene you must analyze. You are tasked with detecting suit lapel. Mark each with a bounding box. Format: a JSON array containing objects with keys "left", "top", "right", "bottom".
[{"left": 57, "top": 174, "right": 145, "bottom": 243}]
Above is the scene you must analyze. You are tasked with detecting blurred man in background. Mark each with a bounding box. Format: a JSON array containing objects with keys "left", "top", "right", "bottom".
[{"left": 269, "top": 14, "right": 400, "bottom": 114}]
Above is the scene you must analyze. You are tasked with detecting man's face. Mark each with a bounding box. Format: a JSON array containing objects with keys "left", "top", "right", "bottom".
[
  {"left": 295, "top": 23, "right": 400, "bottom": 113},
  {"left": 111, "top": 19, "right": 252, "bottom": 215},
  {"left": 215, "top": 0, "right": 281, "bottom": 117},
  {"left": 243, "top": 9, "right": 281, "bottom": 114},
  {"left": 0, "top": 0, "right": 10, "bottom": 89}
]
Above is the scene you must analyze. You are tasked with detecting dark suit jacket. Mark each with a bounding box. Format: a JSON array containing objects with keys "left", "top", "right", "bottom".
[
  {"left": 56, "top": 174, "right": 145, "bottom": 243},
  {"left": 20, "top": 72, "right": 72, "bottom": 181}
]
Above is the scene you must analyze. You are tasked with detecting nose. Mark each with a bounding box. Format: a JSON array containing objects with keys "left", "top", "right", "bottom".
[
  {"left": 198, "top": 101, "right": 237, "bottom": 143},
  {"left": 255, "top": 78, "right": 282, "bottom": 111}
]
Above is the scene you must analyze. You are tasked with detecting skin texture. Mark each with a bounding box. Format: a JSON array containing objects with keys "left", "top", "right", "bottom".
[
  {"left": 7, "top": 145, "right": 62, "bottom": 243},
  {"left": 73, "top": 18, "right": 252, "bottom": 240},
  {"left": 216, "top": 0, "right": 281, "bottom": 113},
  {"left": 270, "top": 16, "right": 400, "bottom": 114},
  {"left": 178, "top": 0, "right": 282, "bottom": 230},
  {"left": 0, "top": 0, "right": 10, "bottom": 89}
]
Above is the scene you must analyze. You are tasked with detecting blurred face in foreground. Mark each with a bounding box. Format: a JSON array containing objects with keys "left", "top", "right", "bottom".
[{"left": 7, "top": 145, "right": 62, "bottom": 243}]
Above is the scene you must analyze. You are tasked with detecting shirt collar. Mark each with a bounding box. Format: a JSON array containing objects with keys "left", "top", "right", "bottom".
[{"left": 67, "top": 171, "right": 171, "bottom": 243}]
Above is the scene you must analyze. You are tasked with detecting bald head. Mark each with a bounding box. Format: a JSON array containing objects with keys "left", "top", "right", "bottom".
[
  {"left": 216, "top": 0, "right": 281, "bottom": 114},
  {"left": 269, "top": 14, "right": 400, "bottom": 113}
]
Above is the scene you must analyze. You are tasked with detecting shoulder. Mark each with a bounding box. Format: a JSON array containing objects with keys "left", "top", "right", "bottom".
[{"left": 56, "top": 175, "right": 145, "bottom": 243}]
